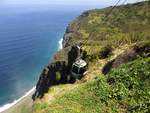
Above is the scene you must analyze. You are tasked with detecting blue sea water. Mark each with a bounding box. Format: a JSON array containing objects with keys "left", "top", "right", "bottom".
[{"left": 0, "top": 5, "right": 86, "bottom": 108}]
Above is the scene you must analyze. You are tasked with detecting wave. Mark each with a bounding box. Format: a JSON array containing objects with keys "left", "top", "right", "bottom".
[
  {"left": 58, "top": 38, "right": 63, "bottom": 50},
  {"left": 0, "top": 86, "right": 35, "bottom": 113},
  {"left": 0, "top": 38, "right": 63, "bottom": 113}
]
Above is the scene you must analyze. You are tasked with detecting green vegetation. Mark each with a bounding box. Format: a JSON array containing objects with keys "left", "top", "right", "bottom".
[
  {"left": 33, "top": 58, "right": 150, "bottom": 113},
  {"left": 33, "top": 102, "right": 49, "bottom": 111},
  {"left": 65, "top": 1, "right": 150, "bottom": 55},
  {"left": 33, "top": 1, "right": 150, "bottom": 113},
  {"left": 106, "top": 58, "right": 150, "bottom": 113},
  {"left": 99, "top": 45, "right": 113, "bottom": 59}
]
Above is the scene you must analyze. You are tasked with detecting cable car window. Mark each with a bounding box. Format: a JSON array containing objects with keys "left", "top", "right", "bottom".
[
  {"left": 79, "top": 67, "right": 85, "bottom": 74},
  {"left": 72, "top": 65, "right": 79, "bottom": 73}
]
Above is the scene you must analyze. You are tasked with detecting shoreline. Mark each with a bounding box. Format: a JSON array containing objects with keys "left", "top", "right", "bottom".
[
  {"left": 58, "top": 38, "right": 63, "bottom": 50},
  {"left": 0, "top": 86, "right": 35, "bottom": 113},
  {"left": 1, "top": 38, "right": 63, "bottom": 113}
]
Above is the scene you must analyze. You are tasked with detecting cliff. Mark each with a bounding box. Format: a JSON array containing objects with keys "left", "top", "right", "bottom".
[{"left": 33, "top": 1, "right": 150, "bottom": 113}]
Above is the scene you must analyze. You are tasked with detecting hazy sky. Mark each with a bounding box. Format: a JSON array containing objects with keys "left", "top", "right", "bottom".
[{"left": 0, "top": 0, "right": 143, "bottom": 6}]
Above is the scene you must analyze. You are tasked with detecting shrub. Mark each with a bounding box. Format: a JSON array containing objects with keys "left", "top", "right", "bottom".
[{"left": 99, "top": 45, "right": 113, "bottom": 59}]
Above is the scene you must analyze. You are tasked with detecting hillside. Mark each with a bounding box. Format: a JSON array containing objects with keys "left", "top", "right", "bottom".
[
  {"left": 33, "top": 58, "right": 150, "bottom": 113},
  {"left": 32, "top": 1, "right": 150, "bottom": 113},
  {"left": 63, "top": 1, "right": 150, "bottom": 54}
]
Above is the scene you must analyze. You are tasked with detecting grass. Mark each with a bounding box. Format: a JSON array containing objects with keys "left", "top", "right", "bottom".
[
  {"left": 33, "top": 58, "right": 150, "bottom": 113},
  {"left": 33, "top": 1, "right": 150, "bottom": 113},
  {"left": 64, "top": 1, "right": 150, "bottom": 56},
  {"left": 106, "top": 58, "right": 150, "bottom": 113}
]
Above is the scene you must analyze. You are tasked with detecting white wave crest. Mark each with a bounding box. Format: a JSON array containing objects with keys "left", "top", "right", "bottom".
[
  {"left": 58, "top": 38, "right": 63, "bottom": 50},
  {"left": 0, "top": 86, "right": 35, "bottom": 113}
]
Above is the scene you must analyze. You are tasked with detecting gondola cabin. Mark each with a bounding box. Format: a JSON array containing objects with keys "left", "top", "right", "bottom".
[{"left": 71, "top": 59, "right": 88, "bottom": 79}]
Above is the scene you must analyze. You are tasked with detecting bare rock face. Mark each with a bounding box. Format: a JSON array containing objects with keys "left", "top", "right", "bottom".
[
  {"left": 80, "top": 11, "right": 89, "bottom": 18},
  {"left": 62, "top": 24, "right": 75, "bottom": 48},
  {"left": 63, "top": 32, "right": 73, "bottom": 48},
  {"left": 62, "top": 11, "right": 87, "bottom": 48},
  {"left": 32, "top": 61, "right": 67, "bottom": 99},
  {"left": 102, "top": 44, "right": 150, "bottom": 74},
  {"left": 33, "top": 46, "right": 81, "bottom": 100}
]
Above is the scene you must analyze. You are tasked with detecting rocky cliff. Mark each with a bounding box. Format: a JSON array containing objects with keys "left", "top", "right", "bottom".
[
  {"left": 33, "top": 1, "right": 150, "bottom": 100},
  {"left": 33, "top": 44, "right": 87, "bottom": 99},
  {"left": 33, "top": 2, "right": 150, "bottom": 113}
]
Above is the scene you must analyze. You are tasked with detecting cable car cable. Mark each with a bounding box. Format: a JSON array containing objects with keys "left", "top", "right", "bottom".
[
  {"left": 104, "top": 0, "right": 122, "bottom": 21},
  {"left": 79, "top": 0, "right": 124, "bottom": 52},
  {"left": 71, "top": 0, "right": 128, "bottom": 77}
]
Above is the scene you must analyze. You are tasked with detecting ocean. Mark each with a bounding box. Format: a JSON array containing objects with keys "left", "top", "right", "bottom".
[{"left": 0, "top": 5, "right": 86, "bottom": 111}]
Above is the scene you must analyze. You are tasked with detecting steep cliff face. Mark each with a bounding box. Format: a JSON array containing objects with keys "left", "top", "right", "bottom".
[
  {"left": 34, "top": 1, "right": 150, "bottom": 100},
  {"left": 33, "top": 61, "right": 67, "bottom": 99},
  {"left": 33, "top": 1, "right": 150, "bottom": 113},
  {"left": 63, "top": 1, "right": 150, "bottom": 55},
  {"left": 62, "top": 11, "right": 90, "bottom": 48},
  {"left": 62, "top": 25, "right": 74, "bottom": 48},
  {"left": 33, "top": 46, "right": 83, "bottom": 99}
]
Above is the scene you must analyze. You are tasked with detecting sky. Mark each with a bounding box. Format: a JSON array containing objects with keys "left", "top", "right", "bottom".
[{"left": 0, "top": 0, "right": 143, "bottom": 6}]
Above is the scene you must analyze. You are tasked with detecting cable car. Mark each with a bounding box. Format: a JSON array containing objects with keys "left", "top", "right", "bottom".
[{"left": 71, "top": 58, "right": 88, "bottom": 79}]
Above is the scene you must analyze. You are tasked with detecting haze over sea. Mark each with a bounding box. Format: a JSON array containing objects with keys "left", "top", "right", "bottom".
[{"left": 0, "top": 5, "right": 98, "bottom": 109}]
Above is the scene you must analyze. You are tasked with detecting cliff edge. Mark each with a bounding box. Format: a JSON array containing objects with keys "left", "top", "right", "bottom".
[{"left": 33, "top": 1, "right": 150, "bottom": 113}]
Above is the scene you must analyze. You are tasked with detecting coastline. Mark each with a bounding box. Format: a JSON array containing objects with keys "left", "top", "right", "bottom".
[
  {"left": 0, "top": 87, "right": 35, "bottom": 113},
  {"left": 1, "top": 38, "right": 63, "bottom": 113},
  {"left": 58, "top": 38, "right": 63, "bottom": 50}
]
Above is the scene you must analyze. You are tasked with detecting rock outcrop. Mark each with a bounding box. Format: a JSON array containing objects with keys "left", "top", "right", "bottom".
[
  {"left": 62, "top": 25, "right": 73, "bottom": 48},
  {"left": 33, "top": 45, "right": 82, "bottom": 99},
  {"left": 33, "top": 0, "right": 150, "bottom": 101},
  {"left": 102, "top": 43, "right": 150, "bottom": 74}
]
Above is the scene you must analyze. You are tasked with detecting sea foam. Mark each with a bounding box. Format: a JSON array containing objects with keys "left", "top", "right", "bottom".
[
  {"left": 0, "top": 38, "right": 63, "bottom": 113},
  {"left": 58, "top": 38, "right": 63, "bottom": 50},
  {"left": 0, "top": 86, "right": 35, "bottom": 113}
]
